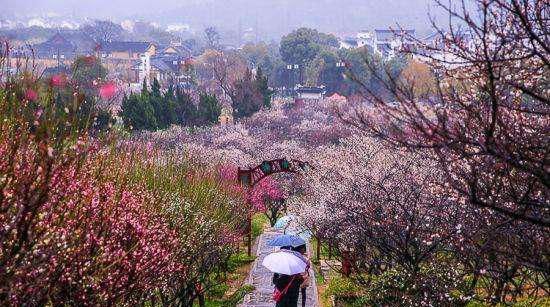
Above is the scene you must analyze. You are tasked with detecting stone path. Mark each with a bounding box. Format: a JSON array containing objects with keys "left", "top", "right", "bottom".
[{"left": 239, "top": 229, "right": 319, "bottom": 307}]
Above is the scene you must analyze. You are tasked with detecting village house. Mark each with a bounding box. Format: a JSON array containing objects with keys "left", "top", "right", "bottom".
[
  {"left": 218, "top": 107, "right": 234, "bottom": 125},
  {"left": 7, "top": 33, "right": 77, "bottom": 74},
  {"left": 9, "top": 32, "right": 96, "bottom": 75},
  {"left": 9, "top": 33, "right": 76, "bottom": 72},
  {"left": 97, "top": 41, "right": 156, "bottom": 85},
  {"left": 373, "top": 29, "right": 416, "bottom": 58},
  {"left": 295, "top": 85, "right": 326, "bottom": 101},
  {"left": 158, "top": 40, "right": 192, "bottom": 58},
  {"left": 128, "top": 41, "right": 194, "bottom": 89},
  {"left": 339, "top": 29, "right": 416, "bottom": 58},
  {"left": 99, "top": 41, "right": 156, "bottom": 60},
  {"left": 357, "top": 30, "right": 374, "bottom": 49},
  {"left": 339, "top": 37, "right": 358, "bottom": 49}
]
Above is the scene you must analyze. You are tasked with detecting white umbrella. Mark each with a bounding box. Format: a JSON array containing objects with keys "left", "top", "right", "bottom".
[{"left": 262, "top": 251, "right": 307, "bottom": 275}]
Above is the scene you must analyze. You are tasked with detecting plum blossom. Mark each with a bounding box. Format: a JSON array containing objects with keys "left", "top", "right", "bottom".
[
  {"left": 99, "top": 81, "right": 116, "bottom": 100},
  {"left": 50, "top": 74, "right": 67, "bottom": 87},
  {"left": 24, "top": 88, "right": 38, "bottom": 101}
]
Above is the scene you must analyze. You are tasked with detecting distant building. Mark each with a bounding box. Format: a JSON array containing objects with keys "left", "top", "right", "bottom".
[
  {"left": 149, "top": 41, "right": 194, "bottom": 86},
  {"left": 8, "top": 32, "right": 96, "bottom": 75},
  {"left": 339, "top": 38, "right": 358, "bottom": 49},
  {"left": 150, "top": 56, "right": 186, "bottom": 84},
  {"left": 218, "top": 108, "right": 234, "bottom": 125},
  {"left": 339, "top": 31, "right": 374, "bottom": 50},
  {"left": 99, "top": 41, "right": 156, "bottom": 60},
  {"left": 10, "top": 33, "right": 80, "bottom": 74},
  {"left": 98, "top": 42, "right": 156, "bottom": 86},
  {"left": 132, "top": 40, "right": 193, "bottom": 86},
  {"left": 339, "top": 29, "right": 416, "bottom": 58},
  {"left": 357, "top": 30, "right": 374, "bottom": 48},
  {"left": 295, "top": 85, "right": 326, "bottom": 100},
  {"left": 132, "top": 53, "right": 193, "bottom": 88},
  {"left": 158, "top": 40, "right": 192, "bottom": 58},
  {"left": 373, "top": 29, "right": 416, "bottom": 58}
]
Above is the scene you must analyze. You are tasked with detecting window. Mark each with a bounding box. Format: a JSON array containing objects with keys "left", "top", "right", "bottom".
[
  {"left": 60, "top": 54, "right": 65, "bottom": 59},
  {"left": 173, "top": 60, "right": 178, "bottom": 65},
  {"left": 101, "top": 53, "right": 107, "bottom": 58},
  {"left": 53, "top": 54, "right": 57, "bottom": 59}
]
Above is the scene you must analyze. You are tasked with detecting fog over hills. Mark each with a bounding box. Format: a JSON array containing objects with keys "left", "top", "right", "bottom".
[{"left": 0, "top": 0, "right": 449, "bottom": 38}]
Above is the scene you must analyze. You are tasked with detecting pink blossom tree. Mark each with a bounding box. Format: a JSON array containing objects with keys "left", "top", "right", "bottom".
[
  {"left": 340, "top": 0, "right": 549, "bottom": 303},
  {"left": 293, "top": 135, "right": 472, "bottom": 305}
]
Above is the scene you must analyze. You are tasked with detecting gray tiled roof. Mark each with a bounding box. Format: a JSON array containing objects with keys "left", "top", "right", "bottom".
[
  {"left": 151, "top": 58, "right": 175, "bottom": 73},
  {"left": 160, "top": 45, "right": 192, "bottom": 57},
  {"left": 296, "top": 86, "right": 325, "bottom": 94},
  {"left": 100, "top": 41, "right": 152, "bottom": 53}
]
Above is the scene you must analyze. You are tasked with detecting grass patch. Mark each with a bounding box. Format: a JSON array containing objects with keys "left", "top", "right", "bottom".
[
  {"left": 227, "top": 252, "right": 256, "bottom": 272},
  {"left": 199, "top": 285, "right": 256, "bottom": 307},
  {"left": 313, "top": 262, "right": 325, "bottom": 285},
  {"left": 251, "top": 213, "right": 269, "bottom": 239}
]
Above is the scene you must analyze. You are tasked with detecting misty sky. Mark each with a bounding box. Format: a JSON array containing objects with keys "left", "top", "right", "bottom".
[
  {"left": 0, "top": 0, "right": 452, "bottom": 37},
  {"left": 0, "top": 0, "right": 181, "bottom": 16}
]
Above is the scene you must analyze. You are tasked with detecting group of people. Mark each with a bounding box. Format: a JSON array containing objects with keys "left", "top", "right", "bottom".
[{"left": 272, "top": 244, "right": 310, "bottom": 307}]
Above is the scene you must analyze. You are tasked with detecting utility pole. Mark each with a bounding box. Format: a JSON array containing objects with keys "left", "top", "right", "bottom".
[{"left": 57, "top": 47, "right": 60, "bottom": 72}]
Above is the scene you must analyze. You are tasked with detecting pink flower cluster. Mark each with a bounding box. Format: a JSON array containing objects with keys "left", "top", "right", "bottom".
[
  {"left": 248, "top": 177, "right": 286, "bottom": 212},
  {"left": 0, "top": 142, "right": 183, "bottom": 305}
]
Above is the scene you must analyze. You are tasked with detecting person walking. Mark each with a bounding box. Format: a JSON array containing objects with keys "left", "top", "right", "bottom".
[
  {"left": 292, "top": 244, "right": 310, "bottom": 307},
  {"left": 272, "top": 272, "right": 303, "bottom": 307}
]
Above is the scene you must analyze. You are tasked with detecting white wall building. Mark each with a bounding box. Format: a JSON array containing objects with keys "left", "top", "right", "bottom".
[
  {"left": 295, "top": 85, "right": 326, "bottom": 100},
  {"left": 339, "top": 29, "right": 416, "bottom": 59}
]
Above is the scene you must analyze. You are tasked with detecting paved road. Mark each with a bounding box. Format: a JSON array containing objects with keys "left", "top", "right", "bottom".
[{"left": 239, "top": 229, "right": 319, "bottom": 307}]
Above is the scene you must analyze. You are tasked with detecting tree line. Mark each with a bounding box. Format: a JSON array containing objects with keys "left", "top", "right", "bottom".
[
  {"left": 122, "top": 65, "right": 272, "bottom": 132},
  {"left": 121, "top": 79, "right": 221, "bottom": 131}
]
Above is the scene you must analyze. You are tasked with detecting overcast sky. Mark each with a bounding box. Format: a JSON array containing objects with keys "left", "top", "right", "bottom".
[
  {"left": 0, "top": 0, "right": 181, "bottom": 16},
  {"left": 0, "top": 0, "right": 453, "bottom": 37}
]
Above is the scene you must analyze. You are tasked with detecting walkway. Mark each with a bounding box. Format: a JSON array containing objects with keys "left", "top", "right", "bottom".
[{"left": 239, "top": 229, "right": 319, "bottom": 307}]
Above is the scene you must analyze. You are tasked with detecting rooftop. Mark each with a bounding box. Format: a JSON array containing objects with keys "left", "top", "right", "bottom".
[
  {"left": 100, "top": 41, "right": 153, "bottom": 53},
  {"left": 151, "top": 58, "right": 176, "bottom": 73},
  {"left": 296, "top": 85, "right": 326, "bottom": 94}
]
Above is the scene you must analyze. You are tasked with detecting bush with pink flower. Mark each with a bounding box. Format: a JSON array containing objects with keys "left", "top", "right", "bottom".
[{"left": 0, "top": 61, "right": 248, "bottom": 305}]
